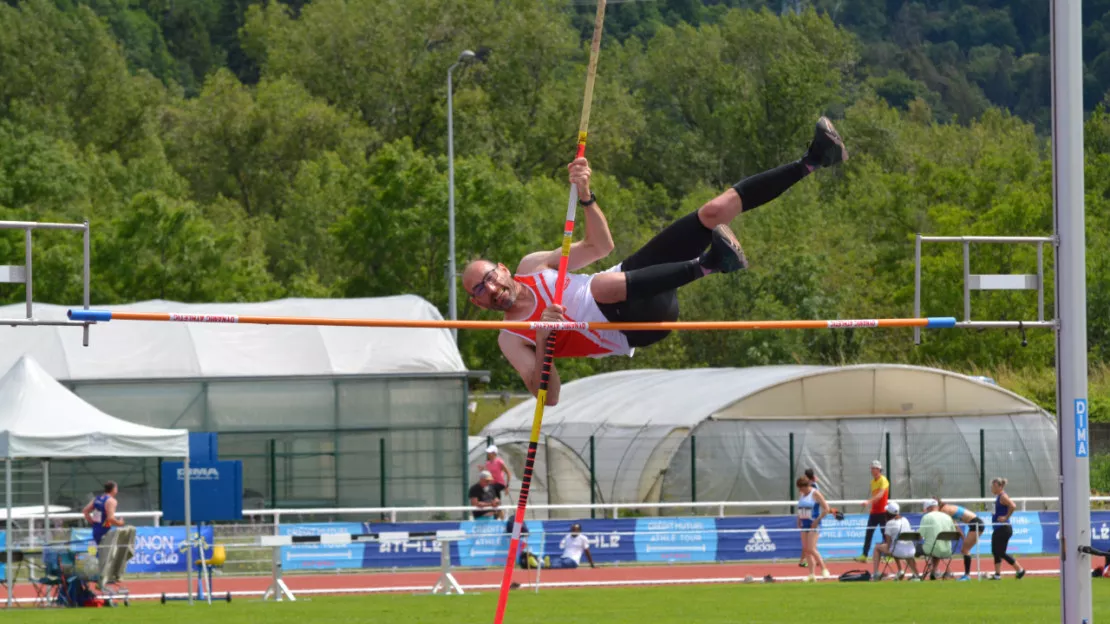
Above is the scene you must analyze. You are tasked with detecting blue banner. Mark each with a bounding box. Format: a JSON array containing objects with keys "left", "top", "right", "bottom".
[
  {"left": 71, "top": 526, "right": 213, "bottom": 573},
  {"left": 540, "top": 519, "right": 635, "bottom": 565},
  {"left": 457, "top": 517, "right": 514, "bottom": 568},
  {"left": 362, "top": 522, "right": 454, "bottom": 569},
  {"left": 161, "top": 461, "right": 243, "bottom": 523},
  {"left": 715, "top": 516, "right": 798, "bottom": 562},
  {"left": 279, "top": 523, "right": 366, "bottom": 571},
  {"left": 244, "top": 510, "right": 1110, "bottom": 571},
  {"left": 634, "top": 517, "right": 716, "bottom": 563}
]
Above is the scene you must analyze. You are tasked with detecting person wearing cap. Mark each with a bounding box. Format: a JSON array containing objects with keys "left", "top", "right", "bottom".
[
  {"left": 483, "top": 445, "right": 512, "bottom": 501},
  {"left": 856, "top": 459, "right": 890, "bottom": 562},
  {"left": 871, "top": 501, "right": 920, "bottom": 581},
  {"left": 543, "top": 523, "right": 595, "bottom": 570},
  {"left": 918, "top": 498, "right": 957, "bottom": 579},
  {"left": 468, "top": 470, "right": 504, "bottom": 520}
]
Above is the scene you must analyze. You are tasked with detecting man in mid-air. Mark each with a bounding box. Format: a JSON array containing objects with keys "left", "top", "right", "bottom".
[{"left": 462, "top": 118, "right": 848, "bottom": 405}]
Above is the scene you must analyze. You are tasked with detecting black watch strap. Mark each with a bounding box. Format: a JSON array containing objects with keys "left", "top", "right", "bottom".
[{"left": 579, "top": 192, "right": 597, "bottom": 206}]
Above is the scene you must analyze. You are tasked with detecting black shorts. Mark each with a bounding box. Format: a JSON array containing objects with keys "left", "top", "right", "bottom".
[
  {"left": 968, "top": 517, "right": 985, "bottom": 534},
  {"left": 596, "top": 211, "right": 712, "bottom": 348}
]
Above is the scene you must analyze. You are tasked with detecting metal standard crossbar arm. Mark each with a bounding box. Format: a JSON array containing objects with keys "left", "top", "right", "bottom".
[
  {"left": 68, "top": 309, "right": 958, "bottom": 332},
  {"left": 917, "top": 236, "right": 1056, "bottom": 243},
  {"left": 0, "top": 221, "right": 90, "bottom": 231}
]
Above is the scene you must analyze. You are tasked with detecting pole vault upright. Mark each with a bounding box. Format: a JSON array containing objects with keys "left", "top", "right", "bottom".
[{"left": 1052, "top": 0, "right": 1090, "bottom": 615}]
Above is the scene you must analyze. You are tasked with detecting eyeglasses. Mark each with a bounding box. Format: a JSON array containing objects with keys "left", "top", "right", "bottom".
[{"left": 470, "top": 267, "right": 499, "bottom": 298}]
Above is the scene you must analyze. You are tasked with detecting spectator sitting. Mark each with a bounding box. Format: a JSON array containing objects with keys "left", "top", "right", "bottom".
[
  {"left": 543, "top": 523, "right": 595, "bottom": 570},
  {"left": 469, "top": 470, "right": 504, "bottom": 520},
  {"left": 871, "top": 501, "right": 920, "bottom": 581},
  {"left": 918, "top": 498, "right": 957, "bottom": 579}
]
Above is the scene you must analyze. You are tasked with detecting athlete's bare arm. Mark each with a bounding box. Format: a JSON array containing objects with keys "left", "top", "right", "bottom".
[
  {"left": 497, "top": 305, "right": 565, "bottom": 406},
  {"left": 516, "top": 158, "right": 614, "bottom": 275}
]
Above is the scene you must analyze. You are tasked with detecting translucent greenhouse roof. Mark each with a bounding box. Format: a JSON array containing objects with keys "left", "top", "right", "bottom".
[
  {"left": 480, "top": 365, "right": 1054, "bottom": 511},
  {"left": 486, "top": 364, "right": 1046, "bottom": 430},
  {"left": 0, "top": 296, "right": 466, "bottom": 380}
]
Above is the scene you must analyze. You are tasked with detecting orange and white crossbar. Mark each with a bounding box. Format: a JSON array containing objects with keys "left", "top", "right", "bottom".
[{"left": 67, "top": 309, "right": 958, "bottom": 331}]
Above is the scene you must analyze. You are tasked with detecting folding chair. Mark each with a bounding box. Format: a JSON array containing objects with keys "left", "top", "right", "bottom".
[
  {"left": 32, "top": 546, "right": 71, "bottom": 607},
  {"left": 922, "top": 530, "right": 962, "bottom": 580},
  {"left": 880, "top": 531, "right": 922, "bottom": 580}
]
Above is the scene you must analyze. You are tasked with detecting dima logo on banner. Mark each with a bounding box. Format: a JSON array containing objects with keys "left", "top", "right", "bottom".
[
  {"left": 176, "top": 467, "right": 220, "bottom": 481},
  {"left": 744, "top": 525, "right": 776, "bottom": 553}
]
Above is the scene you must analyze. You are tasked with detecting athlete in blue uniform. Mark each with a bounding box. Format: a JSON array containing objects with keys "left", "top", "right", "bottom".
[
  {"left": 796, "top": 476, "right": 830, "bottom": 581},
  {"left": 82, "top": 481, "right": 124, "bottom": 545},
  {"left": 989, "top": 478, "right": 1026, "bottom": 580}
]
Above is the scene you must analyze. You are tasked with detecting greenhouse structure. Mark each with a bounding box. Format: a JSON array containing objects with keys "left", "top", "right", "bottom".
[
  {"left": 0, "top": 296, "right": 474, "bottom": 514},
  {"left": 476, "top": 364, "right": 1058, "bottom": 518}
]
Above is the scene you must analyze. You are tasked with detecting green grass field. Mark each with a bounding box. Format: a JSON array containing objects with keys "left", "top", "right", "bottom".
[{"left": 8, "top": 577, "right": 1109, "bottom": 623}]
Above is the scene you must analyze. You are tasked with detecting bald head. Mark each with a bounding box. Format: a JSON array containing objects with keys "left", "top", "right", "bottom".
[{"left": 462, "top": 259, "right": 517, "bottom": 311}]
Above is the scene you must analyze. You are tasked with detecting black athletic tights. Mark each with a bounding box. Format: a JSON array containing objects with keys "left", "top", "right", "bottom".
[
  {"left": 992, "top": 524, "right": 1016, "bottom": 565},
  {"left": 596, "top": 211, "right": 712, "bottom": 347}
]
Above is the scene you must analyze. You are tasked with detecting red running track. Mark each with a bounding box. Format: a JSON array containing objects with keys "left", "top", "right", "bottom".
[{"left": 1, "top": 556, "right": 1064, "bottom": 604}]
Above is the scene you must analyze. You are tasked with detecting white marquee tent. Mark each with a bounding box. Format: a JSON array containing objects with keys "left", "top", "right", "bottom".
[
  {"left": 0, "top": 355, "right": 194, "bottom": 605},
  {"left": 478, "top": 364, "right": 1059, "bottom": 518},
  {"left": 0, "top": 296, "right": 465, "bottom": 379}
]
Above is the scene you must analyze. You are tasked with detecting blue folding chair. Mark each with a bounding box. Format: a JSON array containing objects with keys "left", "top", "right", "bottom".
[{"left": 33, "top": 546, "right": 74, "bottom": 607}]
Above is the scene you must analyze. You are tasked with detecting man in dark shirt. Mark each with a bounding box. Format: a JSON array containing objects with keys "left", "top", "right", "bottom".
[{"left": 468, "top": 470, "right": 504, "bottom": 519}]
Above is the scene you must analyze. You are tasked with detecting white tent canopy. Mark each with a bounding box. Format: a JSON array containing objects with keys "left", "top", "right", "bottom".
[
  {"left": 0, "top": 355, "right": 192, "bottom": 605},
  {"left": 0, "top": 356, "right": 188, "bottom": 457},
  {"left": 0, "top": 296, "right": 464, "bottom": 380},
  {"left": 480, "top": 365, "right": 1059, "bottom": 517}
]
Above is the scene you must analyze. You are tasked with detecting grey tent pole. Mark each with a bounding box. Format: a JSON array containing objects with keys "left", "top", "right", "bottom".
[
  {"left": 6, "top": 459, "right": 12, "bottom": 608},
  {"left": 185, "top": 451, "right": 193, "bottom": 605},
  {"left": 42, "top": 459, "right": 49, "bottom": 546}
]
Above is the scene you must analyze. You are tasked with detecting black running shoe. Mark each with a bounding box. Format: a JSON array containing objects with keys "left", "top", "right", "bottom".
[
  {"left": 1016, "top": 569, "right": 1026, "bottom": 579},
  {"left": 699, "top": 224, "right": 749, "bottom": 273},
  {"left": 803, "top": 116, "right": 849, "bottom": 169}
]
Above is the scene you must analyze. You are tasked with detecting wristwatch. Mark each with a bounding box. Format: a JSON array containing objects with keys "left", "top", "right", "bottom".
[{"left": 579, "top": 192, "right": 597, "bottom": 206}]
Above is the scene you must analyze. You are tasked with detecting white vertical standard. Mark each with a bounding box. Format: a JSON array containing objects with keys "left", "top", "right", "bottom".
[
  {"left": 184, "top": 452, "right": 194, "bottom": 605},
  {"left": 43, "top": 459, "right": 50, "bottom": 545},
  {"left": 1051, "top": 0, "right": 1091, "bottom": 617},
  {"left": 4, "top": 459, "right": 10, "bottom": 609}
]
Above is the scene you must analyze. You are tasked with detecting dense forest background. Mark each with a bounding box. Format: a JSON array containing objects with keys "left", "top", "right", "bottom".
[{"left": 1, "top": 0, "right": 1109, "bottom": 418}]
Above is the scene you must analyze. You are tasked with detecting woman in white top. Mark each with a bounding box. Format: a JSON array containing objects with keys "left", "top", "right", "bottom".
[
  {"left": 796, "top": 476, "right": 831, "bottom": 581},
  {"left": 871, "top": 501, "right": 920, "bottom": 580}
]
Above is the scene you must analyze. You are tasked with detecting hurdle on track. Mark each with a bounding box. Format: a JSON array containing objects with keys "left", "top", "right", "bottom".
[{"left": 256, "top": 530, "right": 469, "bottom": 601}]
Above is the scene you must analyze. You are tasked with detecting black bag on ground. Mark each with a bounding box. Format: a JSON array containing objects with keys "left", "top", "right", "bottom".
[{"left": 839, "top": 569, "right": 872, "bottom": 582}]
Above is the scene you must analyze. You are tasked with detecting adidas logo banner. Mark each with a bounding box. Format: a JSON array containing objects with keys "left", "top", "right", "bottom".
[
  {"left": 745, "top": 525, "right": 777, "bottom": 553},
  {"left": 716, "top": 517, "right": 802, "bottom": 562}
]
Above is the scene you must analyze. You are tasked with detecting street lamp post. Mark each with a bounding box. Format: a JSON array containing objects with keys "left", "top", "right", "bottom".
[{"left": 447, "top": 49, "right": 476, "bottom": 343}]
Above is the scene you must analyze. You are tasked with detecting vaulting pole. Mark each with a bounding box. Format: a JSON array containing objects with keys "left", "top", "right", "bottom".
[{"left": 491, "top": 2, "right": 606, "bottom": 622}]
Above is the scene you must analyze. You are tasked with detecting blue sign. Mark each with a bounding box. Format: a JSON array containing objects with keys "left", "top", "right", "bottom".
[
  {"left": 635, "top": 517, "right": 716, "bottom": 563},
  {"left": 457, "top": 517, "right": 513, "bottom": 568},
  {"left": 279, "top": 523, "right": 366, "bottom": 571},
  {"left": 161, "top": 461, "right": 243, "bottom": 523},
  {"left": 716, "top": 516, "right": 798, "bottom": 561},
  {"left": 189, "top": 433, "right": 219, "bottom": 463},
  {"left": 540, "top": 519, "right": 635, "bottom": 565},
  {"left": 236, "top": 509, "right": 1110, "bottom": 572},
  {"left": 1076, "top": 399, "right": 1089, "bottom": 457},
  {"left": 362, "top": 522, "right": 452, "bottom": 569},
  {"left": 812, "top": 512, "right": 872, "bottom": 560},
  {"left": 71, "top": 526, "right": 213, "bottom": 573}
]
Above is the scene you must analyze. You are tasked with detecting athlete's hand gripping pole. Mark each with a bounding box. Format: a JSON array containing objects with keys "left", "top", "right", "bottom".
[{"left": 492, "top": 2, "right": 606, "bottom": 622}]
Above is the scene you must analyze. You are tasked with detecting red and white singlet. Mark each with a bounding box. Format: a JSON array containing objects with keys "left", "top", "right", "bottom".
[{"left": 501, "top": 268, "right": 633, "bottom": 359}]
